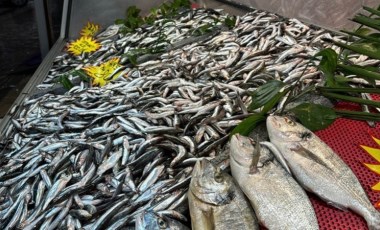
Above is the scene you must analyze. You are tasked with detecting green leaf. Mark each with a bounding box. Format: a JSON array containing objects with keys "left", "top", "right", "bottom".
[
  {"left": 333, "top": 75, "right": 351, "bottom": 88},
  {"left": 314, "top": 48, "right": 338, "bottom": 87},
  {"left": 58, "top": 75, "right": 74, "bottom": 90},
  {"left": 290, "top": 103, "right": 337, "bottom": 131},
  {"left": 114, "top": 19, "right": 126, "bottom": 25},
  {"left": 126, "top": 6, "right": 141, "bottom": 18},
  {"left": 248, "top": 80, "right": 289, "bottom": 112},
  {"left": 363, "top": 6, "right": 380, "bottom": 17},
  {"left": 355, "top": 27, "right": 373, "bottom": 35},
  {"left": 127, "top": 54, "right": 138, "bottom": 66},
  {"left": 352, "top": 15, "right": 380, "bottom": 31},
  {"left": 74, "top": 70, "right": 90, "bottom": 82},
  {"left": 230, "top": 113, "right": 266, "bottom": 136},
  {"left": 341, "top": 30, "right": 380, "bottom": 43},
  {"left": 224, "top": 16, "right": 236, "bottom": 29},
  {"left": 332, "top": 40, "right": 380, "bottom": 60}
]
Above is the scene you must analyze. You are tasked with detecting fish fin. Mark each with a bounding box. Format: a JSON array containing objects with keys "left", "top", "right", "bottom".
[
  {"left": 290, "top": 144, "right": 331, "bottom": 170},
  {"left": 260, "top": 141, "right": 292, "bottom": 175},
  {"left": 327, "top": 201, "right": 348, "bottom": 212},
  {"left": 249, "top": 138, "right": 260, "bottom": 174},
  {"left": 189, "top": 192, "right": 214, "bottom": 230}
]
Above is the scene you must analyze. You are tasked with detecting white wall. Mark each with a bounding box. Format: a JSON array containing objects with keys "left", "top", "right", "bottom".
[{"left": 232, "top": 0, "right": 379, "bottom": 30}]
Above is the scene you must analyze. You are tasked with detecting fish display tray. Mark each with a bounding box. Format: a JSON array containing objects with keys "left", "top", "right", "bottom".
[{"left": 314, "top": 102, "right": 380, "bottom": 230}]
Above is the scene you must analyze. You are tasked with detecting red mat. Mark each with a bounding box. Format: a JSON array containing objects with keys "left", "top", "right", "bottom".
[{"left": 313, "top": 101, "right": 380, "bottom": 230}]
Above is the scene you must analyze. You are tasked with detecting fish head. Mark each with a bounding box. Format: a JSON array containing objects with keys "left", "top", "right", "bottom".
[
  {"left": 136, "top": 211, "right": 187, "bottom": 230},
  {"left": 230, "top": 134, "right": 256, "bottom": 168},
  {"left": 267, "top": 115, "right": 312, "bottom": 143},
  {"left": 190, "top": 159, "right": 235, "bottom": 205}
]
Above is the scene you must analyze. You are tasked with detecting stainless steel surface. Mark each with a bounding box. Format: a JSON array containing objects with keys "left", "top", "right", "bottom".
[
  {"left": 0, "top": 39, "right": 66, "bottom": 140},
  {"left": 34, "top": 0, "right": 49, "bottom": 58},
  {"left": 230, "top": 0, "right": 379, "bottom": 30},
  {"left": 68, "top": 0, "right": 166, "bottom": 39}
]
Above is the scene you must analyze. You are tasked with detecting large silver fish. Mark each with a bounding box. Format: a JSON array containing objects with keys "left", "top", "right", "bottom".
[
  {"left": 188, "top": 159, "right": 259, "bottom": 230},
  {"left": 267, "top": 115, "right": 380, "bottom": 230},
  {"left": 230, "top": 134, "right": 319, "bottom": 230}
]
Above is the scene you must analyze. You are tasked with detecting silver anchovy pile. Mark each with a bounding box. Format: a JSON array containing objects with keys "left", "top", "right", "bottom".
[{"left": 1, "top": 7, "right": 380, "bottom": 230}]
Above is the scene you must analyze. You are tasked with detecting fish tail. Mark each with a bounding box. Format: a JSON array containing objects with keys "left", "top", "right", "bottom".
[{"left": 367, "top": 210, "right": 380, "bottom": 230}]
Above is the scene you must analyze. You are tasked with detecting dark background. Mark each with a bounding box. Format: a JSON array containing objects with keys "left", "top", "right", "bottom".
[{"left": 0, "top": 0, "right": 62, "bottom": 118}]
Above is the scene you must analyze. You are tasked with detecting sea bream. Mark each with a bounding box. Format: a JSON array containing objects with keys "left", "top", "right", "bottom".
[
  {"left": 267, "top": 115, "right": 380, "bottom": 230},
  {"left": 230, "top": 134, "right": 319, "bottom": 229},
  {"left": 188, "top": 159, "right": 259, "bottom": 230}
]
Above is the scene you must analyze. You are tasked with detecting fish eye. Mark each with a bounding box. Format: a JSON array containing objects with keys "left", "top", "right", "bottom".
[
  {"left": 214, "top": 173, "right": 224, "bottom": 183},
  {"left": 284, "top": 117, "right": 295, "bottom": 126},
  {"left": 158, "top": 218, "right": 167, "bottom": 228}
]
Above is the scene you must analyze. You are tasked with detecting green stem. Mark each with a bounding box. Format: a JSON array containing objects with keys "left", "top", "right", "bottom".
[
  {"left": 340, "top": 30, "right": 380, "bottom": 43},
  {"left": 363, "top": 6, "right": 380, "bottom": 17},
  {"left": 318, "top": 87, "right": 380, "bottom": 93},
  {"left": 352, "top": 15, "right": 380, "bottom": 31},
  {"left": 335, "top": 109, "right": 380, "bottom": 121},
  {"left": 332, "top": 40, "right": 380, "bottom": 60},
  {"left": 337, "top": 63, "right": 380, "bottom": 80},
  {"left": 322, "top": 92, "right": 380, "bottom": 108}
]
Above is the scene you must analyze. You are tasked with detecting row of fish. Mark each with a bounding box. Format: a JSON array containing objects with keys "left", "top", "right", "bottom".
[
  {"left": 39, "top": 8, "right": 378, "bottom": 92},
  {"left": 1, "top": 6, "right": 379, "bottom": 230}
]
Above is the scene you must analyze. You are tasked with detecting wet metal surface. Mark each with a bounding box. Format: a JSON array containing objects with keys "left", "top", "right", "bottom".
[{"left": 0, "top": 1, "right": 40, "bottom": 118}]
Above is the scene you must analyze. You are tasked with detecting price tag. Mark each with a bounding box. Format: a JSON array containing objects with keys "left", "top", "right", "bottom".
[
  {"left": 67, "top": 36, "right": 101, "bottom": 56},
  {"left": 83, "top": 58, "right": 123, "bottom": 86},
  {"left": 81, "top": 22, "right": 100, "bottom": 37}
]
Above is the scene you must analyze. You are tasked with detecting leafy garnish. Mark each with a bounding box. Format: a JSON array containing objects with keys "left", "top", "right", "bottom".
[
  {"left": 290, "top": 103, "right": 337, "bottom": 131},
  {"left": 224, "top": 16, "right": 236, "bottom": 29},
  {"left": 231, "top": 113, "right": 266, "bottom": 137},
  {"left": 314, "top": 48, "right": 338, "bottom": 87},
  {"left": 248, "top": 80, "right": 290, "bottom": 113}
]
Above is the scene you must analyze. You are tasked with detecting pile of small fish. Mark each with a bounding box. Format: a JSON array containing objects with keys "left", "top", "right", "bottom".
[
  {"left": 0, "top": 68, "right": 247, "bottom": 229},
  {"left": 39, "top": 8, "right": 231, "bottom": 89},
  {"left": 1, "top": 6, "right": 380, "bottom": 230}
]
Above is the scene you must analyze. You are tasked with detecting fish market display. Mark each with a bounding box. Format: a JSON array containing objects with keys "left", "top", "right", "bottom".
[
  {"left": 230, "top": 134, "right": 319, "bottom": 229},
  {"left": 188, "top": 159, "right": 258, "bottom": 230},
  {"left": 266, "top": 115, "right": 380, "bottom": 230},
  {"left": 1, "top": 4, "right": 379, "bottom": 229}
]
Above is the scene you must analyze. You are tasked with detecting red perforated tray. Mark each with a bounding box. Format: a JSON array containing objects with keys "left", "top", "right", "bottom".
[{"left": 312, "top": 100, "right": 380, "bottom": 230}]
